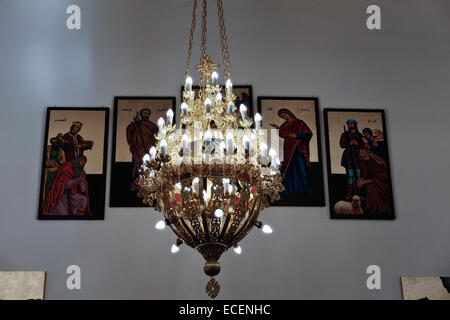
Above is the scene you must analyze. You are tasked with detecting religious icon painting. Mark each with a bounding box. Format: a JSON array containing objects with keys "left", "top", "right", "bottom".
[
  {"left": 257, "top": 97, "right": 325, "bottom": 206},
  {"left": 323, "top": 109, "right": 395, "bottom": 219},
  {"left": 180, "top": 85, "right": 254, "bottom": 119},
  {"left": 110, "top": 96, "right": 176, "bottom": 207},
  {"left": 38, "top": 107, "right": 109, "bottom": 220}
]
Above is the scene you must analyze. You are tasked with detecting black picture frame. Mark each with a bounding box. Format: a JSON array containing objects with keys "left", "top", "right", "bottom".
[
  {"left": 180, "top": 85, "right": 254, "bottom": 117},
  {"left": 38, "top": 107, "right": 109, "bottom": 220},
  {"left": 110, "top": 96, "right": 176, "bottom": 207},
  {"left": 323, "top": 108, "right": 395, "bottom": 220},
  {"left": 257, "top": 96, "right": 325, "bottom": 207}
]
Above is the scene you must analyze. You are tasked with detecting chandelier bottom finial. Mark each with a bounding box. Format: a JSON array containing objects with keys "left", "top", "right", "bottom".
[{"left": 206, "top": 277, "right": 221, "bottom": 299}]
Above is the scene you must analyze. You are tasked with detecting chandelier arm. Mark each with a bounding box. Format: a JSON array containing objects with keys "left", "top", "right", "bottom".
[
  {"left": 175, "top": 219, "right": 198, "bottom": 247},
  {"left": 198, "top": 178, "right": 211, "bottom": 242},
  {"left": 169, "top": 221, "right": 195, "bottom": 247},
  {"left": 185, "top": 0, "right": 198, "bottom": 78},
  {"left": 216, "top": 0, "right": 232, "bottom": 80},
  {"left": 229, "top": 196, "right": 262, "bottom": 246},
  {"left": 218, "top": 208, "right": 232, "bottom": 242}
]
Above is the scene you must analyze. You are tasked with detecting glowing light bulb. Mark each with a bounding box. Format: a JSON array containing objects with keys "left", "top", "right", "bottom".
[
  {"left": 143, "top": 153, "right": 150, "bottom": 163},
  {"left": 181, "top": 102, "right": 189, "bottom": 115},
  {"left": 223, "top": 178, "right": 230, "bottom": 194},
  {"left": 149, "top": 146, "right": 156, "bottom": 160},
  {"left": 171, "top": 244, "right": 180, "bottom": 254},
  {"left": 214, "top": 208, "right": 224, "bottom": 218},
  {"left": 262, "top": 224, "right": 273, "bottom": 234},
  {"left": 203, "top": 190, "right": 210, "bottom": 203},
  {"left": 160, "top": 139, "right": 167, "bottom": 156},
  {"left": 204, "top": 130, "right": 212, "bottom": 146},
  {"left": 239, "top": 104, "right": 247, "bottom": 119},
  {"left": 216, "top": 92, "right": 223, "bottom": 104},
  {"left": 211, "top": 71, "right": 219, "bottom": 84},
  {"left": 182, "top": 133, "right": 190, "bottom": 151},
  {"left": 166, "top": 109, "right": 174, "bottom": 125},
  {"left": 260, "top": 142, "right": 268, "bottom": 157},
  {"left": 155, "top": 220, "right": 166, "bottom": 230},
  {"left": 158, "top": 117, "right": 165, "bottom": 133},
  {"left": 226, "top": 79, "right": 233, "bottom": 95},
  {"left": 233, "top": 245, "right": 242, "bottom": 255},
  {"left": 185, "top": 76, "right": 193, "bottom": 91},
  {"left": 226, "top": 132, "right": 234, "bottom": 155},
  {"left": 269, "top": 148, "right": 277, "bottom": 164},
  {"left": 192, "top": 177, "right": 199, "bottom": 195},
  {"left": 254, "top": 113, "right": 262, "bottom": 129},
  {"left": 243, "top": 135, "right": 250, "bottom": 150},
  {"left": 205, "top": 98, "right": 212, "bottom": 113}
]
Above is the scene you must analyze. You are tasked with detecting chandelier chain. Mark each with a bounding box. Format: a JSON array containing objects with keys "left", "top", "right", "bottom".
[
  {"left": 185, "top": 0, "right": 198, "bottom": 78},
  {"left": 217, "top": 0, "right": 231, "bottom": 80},
  {"left": 201, "top": 0, "right": 208, "bottom": 61}
]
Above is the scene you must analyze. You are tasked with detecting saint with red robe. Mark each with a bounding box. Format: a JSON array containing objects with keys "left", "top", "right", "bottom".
[
  {"left": 126, "top": 108, "right": 159, "bottom": 190},
  {"left": 270, "top": 108, "right": 312, "bottom": 192},
  {"left": 42, "top": 156, "right": 91, "bottom": 216}
]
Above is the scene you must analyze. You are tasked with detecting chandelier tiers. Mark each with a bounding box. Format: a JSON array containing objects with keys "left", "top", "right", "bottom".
[{"left": 137, "top": 0, "right": 284, "bottom": 298}]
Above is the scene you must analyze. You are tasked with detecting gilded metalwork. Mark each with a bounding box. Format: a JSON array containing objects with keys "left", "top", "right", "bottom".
[
  {"left": 137, "top": 0, "right": 284, "bottom": 298},
  {"left": 206, "top": 277, "right": 220, "bottom": 299}
]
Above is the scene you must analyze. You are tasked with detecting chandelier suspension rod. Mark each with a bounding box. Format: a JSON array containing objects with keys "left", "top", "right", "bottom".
[
  {"left": 185, "top": 0, "right": 197, "bottom": 78},
  {"left": 216, "top": 0, "right": 231, "bottom": 80}
]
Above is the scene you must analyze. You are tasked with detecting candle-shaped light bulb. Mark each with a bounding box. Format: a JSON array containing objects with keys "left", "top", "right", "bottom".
[
  {"left": 205, "top": 98, "right": 212, "bottom": 113},
  {"left": 269, "top": 148, "right": 277, "bottom": 159},
  {"left": 185, "top": 76, "right": 193, "bottom": 91},
  {"left": 181, "top": 102, "right": 189, "bottom": 115},
  {"left": 211, "top": 71, "right": 219, "bottom": 85},
  {"left": 204, "top": 130, "right": 212, "bottom": 147},
  {"left": 203, "top": 190, "right": 210, "bottom": 204},
  {"left": 226, "top": 79, "right": 233, "bottom": 95},
  {"left": 149, "top": 146, "right": 157, "bottom": 161},
  {"left": 216, "top": 92, "right": 223, "bottom": 104},
  {"left": 243, "top": 135, "right": 250, "bottom": 151},
  {"left": 219, "top": 141, "right": 226, "bottom": 158},
  {"left": 160, "top": 139, "right": 167, "bottom": 156},
  {"left": 260, "top": 142, "right": 268, "bottom": 157},
  {"left": 143, "top": 153, "right": 150, "bottom": 163},
  {"left": 275, "top": 158, "right": 281, "bottom": 169},
  {"left": 227, "top": 101, "right": 234, "bottom": 115},
  {"left": 223, "top": 178, "right": 230, "bottom": 194},
  {"left": 226, "top": 132, "right": 234, "bottom": 155},
  {"left": 192, "top": 177, "right": 199, "bottom": 195},
  {"left": 254, "top": 113, "right": 262, "bottom": 130},
  {"left": 158, "top": 117, "right": 165, "bottom": 132},
  {"left": 239, "top": 104, "right": 247, "bottom": 119},
  {"left": 182, "top": 133, "right": 189, "bottom": 151},
  {"left": 166, "top": 109, "right": 174, "bottom": 125}
]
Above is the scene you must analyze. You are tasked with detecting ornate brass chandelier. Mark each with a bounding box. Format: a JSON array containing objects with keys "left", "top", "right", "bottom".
[{"left": 137, "top": 0, "right": 284, "bottom": 298}]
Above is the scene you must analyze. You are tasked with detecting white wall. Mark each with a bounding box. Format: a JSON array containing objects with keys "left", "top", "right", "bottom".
[{"left": 0, "top": 0, "right": 449, "bottom": 299}]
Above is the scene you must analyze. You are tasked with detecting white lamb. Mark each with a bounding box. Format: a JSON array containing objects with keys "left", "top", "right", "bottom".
[{"left": 334, "top": 195, "right": 363, "bottom": 215}]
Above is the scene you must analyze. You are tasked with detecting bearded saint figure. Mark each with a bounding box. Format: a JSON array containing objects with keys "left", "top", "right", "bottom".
[
  {"left": 42, "top": 156, "right": 91, "bottom": 216},
  {"left": 126, "top": 108, "right": 158, "bottom": 191},
  {"left": 270, "top": 108, "right": 312, "bottom": 193}
]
